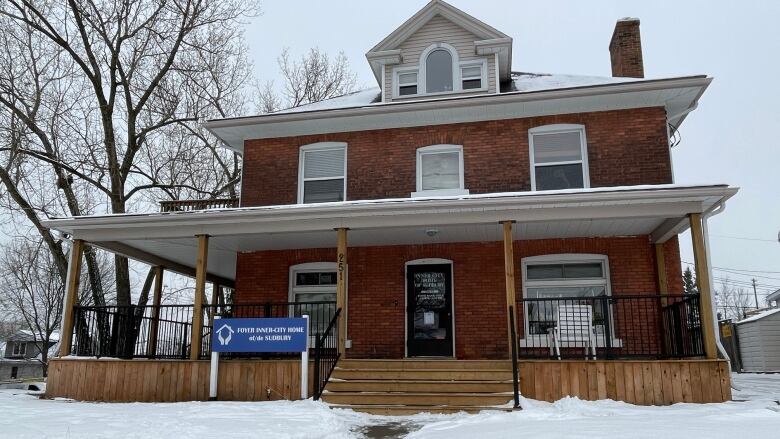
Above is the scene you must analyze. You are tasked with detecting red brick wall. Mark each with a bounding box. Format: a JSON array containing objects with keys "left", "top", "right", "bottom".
[
  {"left": 241, "top": 108, "right": 671, "bottom": 206},
  {"left": 662, "top": 236, "right": 684, "bottom": 294},
  {"left": 233, "top": 235, "right": 680, "bottom": 359}
]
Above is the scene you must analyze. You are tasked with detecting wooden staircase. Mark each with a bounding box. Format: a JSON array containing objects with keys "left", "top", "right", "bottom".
[{"left": 321, "top": 359, "right": 517, "bottom": 415}]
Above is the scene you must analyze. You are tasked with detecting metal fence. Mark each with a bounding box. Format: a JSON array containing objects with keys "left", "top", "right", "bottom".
[
  {"left": 71, "top": 301, "right": 337, "bottom": 360},
  {"left": 516, "top": 294, "right": 704, "bottom": 359},
  {"left": 313, "top": 308, "right": 341, "bottom": 400}
]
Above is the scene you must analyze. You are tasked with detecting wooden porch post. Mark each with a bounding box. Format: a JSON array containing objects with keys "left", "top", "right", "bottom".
[
  {"left": 654, "top": 243, "right": 668, "bottom": 306},
  {"left": 147, "top": 266, "right": 164, "bottom": 357},
  {"left": 336, "top": 228, "right": 348, "bottom": 358},
  {"left": 502, "top": 221, "right": 518, "bottom": 357},
  {"left": 60, "top": 239, "right": 84, "bottom": 356},
  {"left": 689, "top": 213, "right": 717, "bottom": 359},
  {"left": 190, "top": 234, "right": 209, "bottom": 360}
]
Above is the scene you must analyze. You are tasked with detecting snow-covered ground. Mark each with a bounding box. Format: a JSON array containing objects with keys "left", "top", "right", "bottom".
[{"left": 1, "top": 375, "right": 779, "bottom": 438}]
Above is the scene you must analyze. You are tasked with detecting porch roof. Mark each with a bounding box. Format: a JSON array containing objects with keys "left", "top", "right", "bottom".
[{"left": 42, "top": 184, "right": 737, "bottom": 283}]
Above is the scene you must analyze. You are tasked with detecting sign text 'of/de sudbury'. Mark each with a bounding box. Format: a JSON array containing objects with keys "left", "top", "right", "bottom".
[{"left": 238, "top": 325, "right": 305, "bottom": 342}]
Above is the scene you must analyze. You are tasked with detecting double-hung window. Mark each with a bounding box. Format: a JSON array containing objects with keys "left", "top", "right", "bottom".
[
  {"left": 298, "top": 142, "right": 347, "bottom": 204},
  {"left": 398, "top": 71, "right": 418, "bottom": 96},
  {"left": 521, "top": 254, "right": 617, "bottom": 346},
  {"left": 413, "top": 144, "right": 468, "bottom": 197},
  {"left": 460, "top": 63, "right": 484, "bottom": 90},
  {"left": 529, "top": 124, "right": 589, "bottom": 191}
]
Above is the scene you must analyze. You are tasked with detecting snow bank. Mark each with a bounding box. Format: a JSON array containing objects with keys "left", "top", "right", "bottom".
[
  {"left": 2, "top": 374, "right": 780, "bottom": 438},
  {"left": 407, "top": 396, "right": 780, "bottom": 439},
  {"left": 0, "top": 393, "right": 371, "bottom": 439}
]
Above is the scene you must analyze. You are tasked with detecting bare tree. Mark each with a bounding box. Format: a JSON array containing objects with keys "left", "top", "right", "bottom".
[
  {"left": 0, "top": 0, "right": 258, "bottom": 310},
  {"left": 0, "top": 237, "right": 69, "bottom": 374},
  {"left": 256, "top": 47, "right": 357, "bottom": 113},
  {"left": 717, "top": 277, "right": 753, "bottom": 320}
]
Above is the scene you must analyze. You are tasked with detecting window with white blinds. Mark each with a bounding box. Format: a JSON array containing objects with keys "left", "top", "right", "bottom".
[
  {"left": 529, "top": 125, "right": 589, "bottom": 191},
  {"left": 298, "top": 143, "right": 347, "bottom": 203},
  {"left": 413, "top": 144, "right": 467, "bottom": 197}
]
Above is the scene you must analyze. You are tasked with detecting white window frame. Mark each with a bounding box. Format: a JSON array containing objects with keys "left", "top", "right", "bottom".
[
  {"left": 394, "top": 68, "right": 419, "bottom": 97},
  {"left": 459, "top": 59, "right": 488, "bottom": 91},
  {"left": 519, "top": 254, "right": 622, "bottom": 348},
  {"left": 528, "top": 124, "right": 590, "bottom": 191},
  {"left": 297, "top": 142, "right": 347, "bottom": 204},
  {"left": 288, "top": 262, "right": 338, "bottom": 344},
  {"left": 412, "top": 144, "right": 469, "bottom": 197},
  {"left": 11, "top": 342, "right": 26, "bottom": 357},
  {"left": 391, "top": 44, "right": 488, "bottom": 98}
]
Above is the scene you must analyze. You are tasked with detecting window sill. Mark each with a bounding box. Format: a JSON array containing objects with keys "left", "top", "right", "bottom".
[
  {"left": 411, "top": 189, "right": 470, "bottom": 198},
  {"left": 393, "top": 88, "right": 489, "bottom": 100}
]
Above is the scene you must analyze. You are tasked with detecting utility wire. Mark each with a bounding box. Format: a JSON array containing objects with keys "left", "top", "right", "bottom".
[
  {"left": 710, "top": 233, "right": 778, "bottom": 243},
  {"left": 681, "top": 260, "right": 780, "bottom": 275}
]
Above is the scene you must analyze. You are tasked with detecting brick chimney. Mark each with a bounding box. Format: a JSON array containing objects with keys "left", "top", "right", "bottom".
[{"left": 609, "top": 18, "right": 644, "bottom": 78}]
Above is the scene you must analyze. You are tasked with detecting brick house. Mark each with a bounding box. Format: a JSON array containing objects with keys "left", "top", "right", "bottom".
[{"left": 45, "top": 1, "right": 736, "bottom": 413}]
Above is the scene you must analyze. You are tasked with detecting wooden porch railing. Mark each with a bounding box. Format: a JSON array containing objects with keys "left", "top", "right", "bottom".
[{"left": 159, "top": 198, "right": 239, "bottom": 212}]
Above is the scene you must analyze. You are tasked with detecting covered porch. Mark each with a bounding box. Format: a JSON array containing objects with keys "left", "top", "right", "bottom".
[{"left": 44, "top": 184, "right": 736, "bottom": 406}]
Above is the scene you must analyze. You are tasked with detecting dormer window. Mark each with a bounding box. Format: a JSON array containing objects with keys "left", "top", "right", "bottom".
[
  {"left": 392, "top": 44, "right": 488, "bottom": 98},
  {"left": 398, "top": 71, "right": 418, "bottom": 96},
  {"left": 425, "top": 49, "right": 454, "bottom": 93},
  {"left": 460, "top": 64, "right": 483, "bottom": 90}
]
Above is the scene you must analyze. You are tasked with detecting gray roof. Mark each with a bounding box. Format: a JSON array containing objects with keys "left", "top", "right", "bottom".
[{"left": 270, "top": 71, "right": 644, "bottom": 115}]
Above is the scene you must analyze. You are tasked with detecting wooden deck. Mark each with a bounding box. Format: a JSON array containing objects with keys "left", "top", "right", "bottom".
[
  {"left": 46, "top": 358, "right": 311, "bottom": 402},
  {"left": 46, "top": 358, "right": 731, "bottom": 405},
  {"left": 519, "top": 359, "right": 731, "bottom": 404}
]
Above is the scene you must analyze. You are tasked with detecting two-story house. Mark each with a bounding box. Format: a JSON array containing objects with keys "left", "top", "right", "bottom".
[
  {"left": 44, "top": 1, "right": 736, "bottom": 413},
  {"left": 1, "top": 330, "right": 57, "bottom": 379}
]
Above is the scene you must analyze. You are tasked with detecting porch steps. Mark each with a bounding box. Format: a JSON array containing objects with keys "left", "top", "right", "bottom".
[{"left": 322, "top": 359, "right": 517, "bottom": 415}]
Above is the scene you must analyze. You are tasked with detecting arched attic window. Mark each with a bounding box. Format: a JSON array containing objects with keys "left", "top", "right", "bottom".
[{"left": 425, "top": 48, "right": 454, "bottom": 93}]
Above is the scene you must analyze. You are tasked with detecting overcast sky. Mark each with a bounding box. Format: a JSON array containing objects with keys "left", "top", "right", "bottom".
[{"left": 245, "top": 1, "right": 780, "bottom": 301}]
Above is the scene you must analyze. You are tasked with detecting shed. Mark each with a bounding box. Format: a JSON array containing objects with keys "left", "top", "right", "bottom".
[{"left": 736, "top": 308, "right": 780, "bottom": 372}]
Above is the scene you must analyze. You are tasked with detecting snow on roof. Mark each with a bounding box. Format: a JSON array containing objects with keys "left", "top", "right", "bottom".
[
  {"left": 737, "top": 307, "right": 780, "bottom": 324},
  {"left": 269, "top": 72, "right": 644, "bottom": 115},
  {"left": 508, "top": 72, "right": 643, "bottom": 92},
  {"left": 9, "top": 330, "right": 60, "bottom": 342},
  {"left": 270, "top": 88, "right": 381, "bottom": 114}
]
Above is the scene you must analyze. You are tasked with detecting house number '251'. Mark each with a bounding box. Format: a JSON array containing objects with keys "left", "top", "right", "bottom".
[{"left": 338, "top": 253, "right": 346, "bottom": 280}]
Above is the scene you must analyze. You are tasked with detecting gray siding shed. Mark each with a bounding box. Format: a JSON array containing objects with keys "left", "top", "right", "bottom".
[{"left": 736, "top": 308, "right": 780, "bottom": 372}]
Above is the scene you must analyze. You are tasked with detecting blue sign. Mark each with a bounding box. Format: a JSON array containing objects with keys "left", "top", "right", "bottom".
[{"left": 211, "top": 318, "right": 308, "bottom": 353}]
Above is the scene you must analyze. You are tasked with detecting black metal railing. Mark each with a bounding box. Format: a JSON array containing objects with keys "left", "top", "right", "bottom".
[
  {"left": 313, "top": 308, "right": 341, "bottom": 401},
  {"left": 71, "top": 301, "right": 337, "bottom": 360},
  {"left": 517, "top": 294, "right": 703, "bottom": 359},
  {"left": 73, "top": 305, "right": 195, "bottom": 359},
  {"left": 159, "top": 198, "right": 239, "bottom": 212}
]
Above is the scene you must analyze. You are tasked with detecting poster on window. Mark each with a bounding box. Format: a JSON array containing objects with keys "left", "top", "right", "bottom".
[{"left": 413, "top": 271, "right": 446, "bottom": 339}]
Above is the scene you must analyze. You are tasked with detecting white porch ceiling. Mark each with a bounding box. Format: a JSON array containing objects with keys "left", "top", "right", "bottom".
[
  {"left": 45, "top": 184, "right": 737, "bottom": 283},
  {"left": 106, "top": 216, "right": 665, "bottom": 282}
]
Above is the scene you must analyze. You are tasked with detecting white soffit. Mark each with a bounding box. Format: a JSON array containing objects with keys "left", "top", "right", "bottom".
[
  {"left": 204, "top": 77, "right": 710, "bottom": 152},
  {"left": 105, "top": 216, "right": 666, "bottom": 281},
  {"left": 48, "top": 185, "right": 737, "bottom": 282}
]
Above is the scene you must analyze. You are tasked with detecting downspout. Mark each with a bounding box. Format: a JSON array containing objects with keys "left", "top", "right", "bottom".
[{"left": 701, "top": 201, "right": 731, "bottom": 368}]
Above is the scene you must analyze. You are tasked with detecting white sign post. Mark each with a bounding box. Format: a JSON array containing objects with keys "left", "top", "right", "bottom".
[
  {"left": 208, "top": 315, "right": 310, "bottom": 402},
  {"left": 209, "top": 316, "right": 220, "bottom": 400},
  {"left": 301, "top": 314, "right": 310, "bottom": 399}
]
